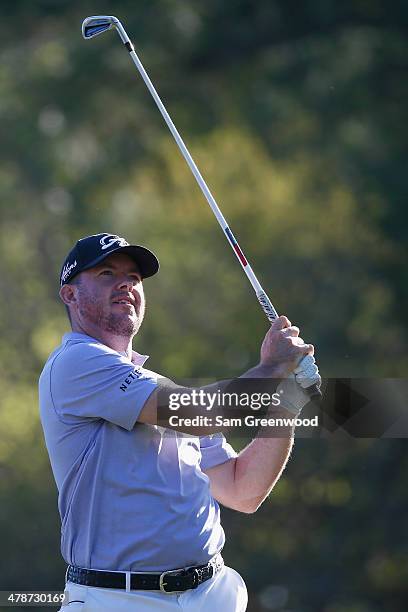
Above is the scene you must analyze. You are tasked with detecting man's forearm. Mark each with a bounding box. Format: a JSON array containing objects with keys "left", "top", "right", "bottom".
[
  {"left": 154, "top": 363, "right": 285, "bottom": 435},
  {"left": 232, "top": 367, "right": 295, "bottom": 513},
  {"left": 232, "top": 423, "right": 294, "bottom": 513}
]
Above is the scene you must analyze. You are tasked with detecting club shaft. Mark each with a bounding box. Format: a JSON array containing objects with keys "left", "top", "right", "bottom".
[
  {"left": 112, "top": 23, "right": 278, "bottom": 321},
  {"left": 126, "top": 46, "right": 321, "bottom": 397},
  {"left": 130, "top": 47, "right": 279, "bottom": 320},
  {"left": 112, "top": 21, "right": 320, "bottom": 397}
]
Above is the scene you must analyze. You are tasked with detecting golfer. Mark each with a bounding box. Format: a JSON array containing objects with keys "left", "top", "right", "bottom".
[{"left": 39, "top": 232, "right": 317, "bottom": 611}]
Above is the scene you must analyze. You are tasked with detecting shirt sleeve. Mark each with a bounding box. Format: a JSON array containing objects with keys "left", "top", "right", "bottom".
[
  {"left": 50, "top": 341, "right": 157, "bottom": 430},
  {"left": 199, "top": 433, "right": 237, "bottom": 471}
]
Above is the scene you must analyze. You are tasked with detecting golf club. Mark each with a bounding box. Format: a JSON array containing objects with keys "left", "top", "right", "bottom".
[{"left": 82, "top": 15, "right": 321, "bottom": 397}]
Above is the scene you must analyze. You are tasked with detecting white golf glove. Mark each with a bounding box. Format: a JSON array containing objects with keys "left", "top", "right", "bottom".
[
  {"left": 277, "top": 373, "right": 316, "bottom": 416},
  {"left": 294, "top": 354, "right": 321, "bottom": 389}
]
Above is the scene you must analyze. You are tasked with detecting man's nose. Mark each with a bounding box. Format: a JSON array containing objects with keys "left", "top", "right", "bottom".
[{"left": 117, "top": 276, "right": 137, "bottom": 290}]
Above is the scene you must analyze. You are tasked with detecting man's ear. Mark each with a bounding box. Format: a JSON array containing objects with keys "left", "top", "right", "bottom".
[{"left": 59, "top": 284, "right": 77, "bottom": 307}]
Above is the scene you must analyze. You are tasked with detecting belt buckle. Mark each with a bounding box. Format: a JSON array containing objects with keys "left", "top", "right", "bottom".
[{"left": 159, "top": 568, "right": 185, "bottom": 593}]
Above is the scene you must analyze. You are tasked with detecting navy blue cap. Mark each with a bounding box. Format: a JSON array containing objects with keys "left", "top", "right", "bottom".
[{"left": 60, "top": 233, "right": 159, "bottom": 286}]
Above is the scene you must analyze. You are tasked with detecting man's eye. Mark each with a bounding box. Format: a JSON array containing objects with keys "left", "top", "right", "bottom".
[{"left": 100, "top": 270, "right": 113, "bottom": 275}]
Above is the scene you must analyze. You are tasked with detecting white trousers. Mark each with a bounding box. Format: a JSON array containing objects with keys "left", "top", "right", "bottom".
[{"left": 59, "top": 566, "right": 248, "bottom": 611}]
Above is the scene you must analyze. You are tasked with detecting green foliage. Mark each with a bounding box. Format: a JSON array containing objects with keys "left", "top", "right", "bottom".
[{"left": 0, "top": 1, "right": 407, "bottom": 610}]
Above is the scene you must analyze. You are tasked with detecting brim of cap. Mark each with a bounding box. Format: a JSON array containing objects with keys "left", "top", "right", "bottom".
[{"left": 81, "top": 244, "right": 160, "bottom": 279}]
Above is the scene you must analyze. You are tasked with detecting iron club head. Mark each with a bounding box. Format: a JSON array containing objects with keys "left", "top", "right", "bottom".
[{"left": 82, "top": 16, "right": 119, "bottom": 40}]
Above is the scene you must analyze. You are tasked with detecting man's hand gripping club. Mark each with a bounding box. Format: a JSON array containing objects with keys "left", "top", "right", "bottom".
[{"left": 259, "top": 316, "right": 321, "bottom": 416}]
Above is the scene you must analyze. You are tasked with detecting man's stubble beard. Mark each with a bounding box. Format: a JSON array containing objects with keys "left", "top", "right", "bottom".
[{"left": 78, "top": 288, "right": 145, "bottom": 338}]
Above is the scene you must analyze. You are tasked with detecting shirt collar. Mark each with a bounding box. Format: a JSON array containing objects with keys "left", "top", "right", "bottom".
[
  {"left": 62, "top": 332, "right": 150, "bottom": 365},
  {"left": 131, "top": 350, "right": 149, "bottom": 366}
]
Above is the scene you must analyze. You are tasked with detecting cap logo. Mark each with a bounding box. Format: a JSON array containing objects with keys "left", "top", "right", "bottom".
[
  {"left": 100, "top": 234, "right": 129, "bottom": 251},
  {"left": 61, "top": 260, "right": 77, "bottom": 283}
]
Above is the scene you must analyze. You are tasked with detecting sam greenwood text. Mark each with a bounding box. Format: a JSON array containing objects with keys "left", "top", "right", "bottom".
[{"left": 168, "top": 414, "right": 319, "bottom": 428}]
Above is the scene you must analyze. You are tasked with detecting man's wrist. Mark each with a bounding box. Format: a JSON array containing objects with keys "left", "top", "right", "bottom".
[{"left": 242, "top": 362, "right": 289, "bottom": 379}]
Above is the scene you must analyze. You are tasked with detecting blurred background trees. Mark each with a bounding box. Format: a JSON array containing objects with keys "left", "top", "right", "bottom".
[{"left": 0, "top": 1, "right": 407, "bottom": 610}]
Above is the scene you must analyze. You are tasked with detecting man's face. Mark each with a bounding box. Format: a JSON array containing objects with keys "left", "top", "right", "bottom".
[{"left": 73, "top": 252, "right": 146, "bottom": 338}]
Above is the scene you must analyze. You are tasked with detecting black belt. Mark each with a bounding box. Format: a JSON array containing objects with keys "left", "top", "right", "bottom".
[{"left": 66, "top": 554, "right": 223, "bottom": 594}]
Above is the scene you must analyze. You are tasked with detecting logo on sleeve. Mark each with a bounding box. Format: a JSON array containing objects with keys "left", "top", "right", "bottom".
[{"left": 120, "top": 367, "right": 142, "bottom": 392}]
